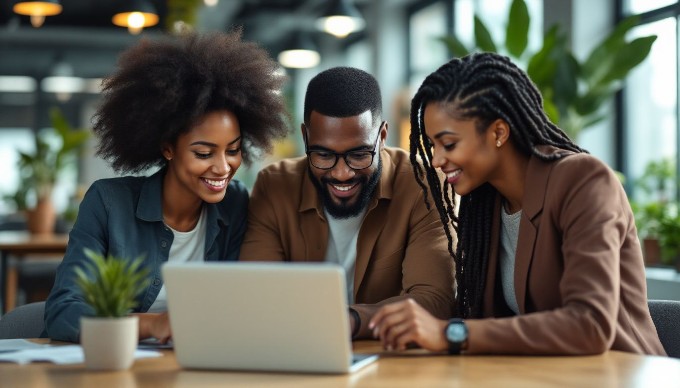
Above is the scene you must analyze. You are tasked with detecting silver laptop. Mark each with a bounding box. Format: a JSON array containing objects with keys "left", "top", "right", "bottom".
[{"left": 162, "top": 262, "right": 378, "bottom": 374}]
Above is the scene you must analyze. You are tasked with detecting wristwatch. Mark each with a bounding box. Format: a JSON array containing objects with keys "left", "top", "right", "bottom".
[{"left": 445, "top": 318, "right": 468, "bottom": 354}]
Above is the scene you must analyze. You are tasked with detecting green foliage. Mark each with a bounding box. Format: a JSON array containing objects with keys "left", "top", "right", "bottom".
[
  {"left": 632, "top": 158, "right": 680, "bottom": 266},
  {"left": 6, "top": 108, "right": 89, "bottom": 211},
  {"left": 439, "top": 0, "right": 656, "bottom": 140},
  {"left": 74, "top": 249, "right": 150, "bottom": 318}
]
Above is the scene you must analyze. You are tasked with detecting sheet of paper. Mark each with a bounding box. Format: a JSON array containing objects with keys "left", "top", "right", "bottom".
[
  {"left": 0, "top": 345, "right": 162, "bottom": 365},
  {"left": 0, "top": 339, "right": 49, "bottom": 353}
]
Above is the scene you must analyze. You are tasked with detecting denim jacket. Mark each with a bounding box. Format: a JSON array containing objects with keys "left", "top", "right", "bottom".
[{"left": 44, "top": 168, "right": 248, "bottom": 342}]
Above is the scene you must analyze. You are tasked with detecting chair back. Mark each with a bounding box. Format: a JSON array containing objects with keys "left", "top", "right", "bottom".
[
  {"left": 0, "top": 301, "right": 45, "bottom": 339},
  {"left": 648, "top": 299, "right": 680, "bottom": 358}
]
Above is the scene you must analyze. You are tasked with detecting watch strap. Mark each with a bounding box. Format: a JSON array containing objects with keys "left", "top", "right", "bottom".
[{"left": 446, "top": 318, "right": 467, "bottom": 355}]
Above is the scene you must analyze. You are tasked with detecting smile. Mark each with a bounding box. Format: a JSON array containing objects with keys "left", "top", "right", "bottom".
[
  {"left": 202, "top": 178, "right": 227, "bottom": 191},
  {"left": 328, "top": 182, "right": 359, "bottom": 198},
  {"left": 445, "top": 169, "right": 462, "bottom": 184}
]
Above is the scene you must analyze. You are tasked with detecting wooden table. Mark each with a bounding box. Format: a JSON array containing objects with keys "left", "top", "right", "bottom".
[
  {"left": 1, "top": 340, "right": 679, "bottom": 387},
  {"left": 0, "top": 231, "right": 69, "bottom": 314}
]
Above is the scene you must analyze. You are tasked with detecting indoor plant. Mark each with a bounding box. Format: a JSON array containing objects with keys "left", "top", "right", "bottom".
[
  {"left": 75, "top": 248, "right": 150, "bottom": 370},
  {"left": 439, "top": 0, "right": 656, "bottom": 141},
  {"left": 632, "top": 158, "right": 679, "bottom": 268},
  {"left": 13, "top": 108, "right": 89, "bottom": 234}
]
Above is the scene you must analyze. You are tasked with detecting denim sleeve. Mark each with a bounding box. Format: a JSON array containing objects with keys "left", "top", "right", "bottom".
[
  {"left": 44, "top": 183, "right": 109, "bottom": 342},
  {"left": 224, "top": 181, "right": 249, "bottom": 262}
]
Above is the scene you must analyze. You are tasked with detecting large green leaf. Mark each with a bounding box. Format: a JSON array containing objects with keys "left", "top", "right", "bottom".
[
  {"left": 552, "top": 52, "right": 580, "bottom": 115},
  {"left": 438, "top": 36, "right": 469, "bottom": 58},
  {"left": 527, "top": 26, "right": 560, "bottom": 89},
  {"left": 505, "top": 0, "right": 530, "bottom": 58},
  {"left": 601, "top": 36, "right": 657, "bottom": 84},
  {"left": 474, "top": 16, "right": 497, "bottom": 53},
  {"left": 582, "top": 16, "right": 640, "bottom": 84},
  {"left": 574, "top": 85, "right": 615, "bottom": 116}
]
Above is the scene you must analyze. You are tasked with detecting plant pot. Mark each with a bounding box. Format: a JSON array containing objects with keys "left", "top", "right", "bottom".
[
  {"left": 80, "top": 315, "right": 139, "bottom": 371},
  {"left": 643, "top": 238, "right": 662, "bottom": 266},
  {"left": 26, "top": 198, "right": 56, "bottom": 235}
]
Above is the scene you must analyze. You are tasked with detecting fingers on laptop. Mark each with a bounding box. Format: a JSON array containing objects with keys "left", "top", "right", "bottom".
[{"left": 369, "top": 299, "right": 448, "bottom": 352}]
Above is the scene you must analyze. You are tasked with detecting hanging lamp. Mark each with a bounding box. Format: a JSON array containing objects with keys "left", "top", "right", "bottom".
[
  {"left": 315, "top": 0, "right": 365, "bottom": 38},
  {"left": 13, "top": 0, "right": 62, "bottom": 28},
  {"left": 112, "top": 0, "right": 159, "bottom": 35}
]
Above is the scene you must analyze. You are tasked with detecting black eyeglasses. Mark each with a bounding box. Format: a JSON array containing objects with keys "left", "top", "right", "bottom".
[{"left": 304, "top": 121, "right": 384, "bottom": 170}]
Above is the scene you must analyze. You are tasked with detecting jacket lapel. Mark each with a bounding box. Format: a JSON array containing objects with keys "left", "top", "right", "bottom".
[
  {"left": 514, "top": 146, "right": 569, "bottom": 313},
  {"left": 354, "top": 149, "right": 393, "bottom": 297},
  {"left": 299, "top": 167, "right": 328, "bottom": 261}
]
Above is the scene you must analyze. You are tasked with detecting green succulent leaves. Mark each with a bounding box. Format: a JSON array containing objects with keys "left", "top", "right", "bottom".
[{"left": 74, "top": 248, "right": 151, "bottom": 318}]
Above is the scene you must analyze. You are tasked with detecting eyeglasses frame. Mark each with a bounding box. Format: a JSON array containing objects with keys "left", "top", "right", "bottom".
[{"left": 303, "top": 121, "right": 385, "bottom": 170}]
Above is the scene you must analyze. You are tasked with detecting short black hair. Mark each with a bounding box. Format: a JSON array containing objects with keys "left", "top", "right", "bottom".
[
  {"left": 303, "top": 66, "right": 382, "bottom": 127},
  {"left": 93, "top": 30, "right": 291, "bottom": 173}
]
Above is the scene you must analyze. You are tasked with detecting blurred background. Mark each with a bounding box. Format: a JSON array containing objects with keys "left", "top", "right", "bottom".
[
  {"left": 0, "top": 0, "right": 679, "bottom": 308},
  {"left": 0, "top": 0, "right": 676, "bottom": 212}
]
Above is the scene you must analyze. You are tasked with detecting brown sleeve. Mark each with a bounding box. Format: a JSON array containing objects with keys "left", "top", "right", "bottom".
[{"left": 239, "top": 169, "right": 286, "bottom": 262}]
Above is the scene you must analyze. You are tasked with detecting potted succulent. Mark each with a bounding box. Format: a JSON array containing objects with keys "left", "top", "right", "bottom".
[
  {"left": 13, "top": 107, "right": 89, "bottom": 234},
  {"left": 75, "top": 248, "right": 150, "bottom": 370}
]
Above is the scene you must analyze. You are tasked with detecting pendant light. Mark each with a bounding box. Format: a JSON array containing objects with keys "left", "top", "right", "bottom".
[
  {"left": 278, "top": 31, "right": 320, "bottom": 69},
  {"left": 13, "top": 0, "right": 62, "bottom": 28},
  {"left": 112, "top": 0, "right": 159, "bottom": 35},
  {"left": 315, "top": 0, "right": 365, "bottom": 38}
]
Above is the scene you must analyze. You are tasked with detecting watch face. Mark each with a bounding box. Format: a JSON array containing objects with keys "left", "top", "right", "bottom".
[{"left": 446, "top": 323, "right": 467, "bottom": 342}]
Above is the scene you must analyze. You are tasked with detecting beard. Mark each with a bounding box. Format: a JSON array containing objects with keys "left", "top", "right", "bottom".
[{"left": 309, "top": 157, "right": 382, "bottom": 219}]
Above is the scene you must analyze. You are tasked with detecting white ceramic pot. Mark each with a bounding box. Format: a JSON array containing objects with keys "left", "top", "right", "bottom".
[{"left": 80, "top": 315, "right": 139, "bottom": 371}]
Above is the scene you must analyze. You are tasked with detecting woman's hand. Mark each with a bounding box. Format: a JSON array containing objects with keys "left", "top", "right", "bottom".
[
  {"left": 135, "top": 312, "right": 172, "bottom": 343},
  {"left": 368, "top": 299, "right": 449, "bottom": 352}
]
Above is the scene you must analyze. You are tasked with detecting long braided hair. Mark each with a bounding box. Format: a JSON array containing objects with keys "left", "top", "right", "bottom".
[{"left": 409, "top": 52, "right": 585, "bottom": 318}]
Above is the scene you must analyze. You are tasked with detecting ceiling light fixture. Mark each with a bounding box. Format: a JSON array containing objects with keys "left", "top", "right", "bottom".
[
  {"left": 277, "top": 32, "right": 320, "bottom": 69},
  {"left": 12, "top": 0, "right": 62, "bottom": 28},
  {"left": 112, "top": 0, "right": 159, "bottom": 35},
  {"left": 315, "top": 0, "right": 365, "bottom": 38}
]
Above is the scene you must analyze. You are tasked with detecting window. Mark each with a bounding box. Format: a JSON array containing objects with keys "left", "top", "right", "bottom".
[{"left": 620, "top": 1, "right": 680, "bottom": 202}]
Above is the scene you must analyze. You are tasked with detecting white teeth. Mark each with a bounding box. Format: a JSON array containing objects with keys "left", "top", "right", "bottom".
[
  {"left": 446, "top": 170, "right": 461, "bottom": 179},
  {"left": 332, "top": 184, "right": 354, "bottom": 192},
  {"left": 204, "top": 178, "right": 226, "bottom": 188}
]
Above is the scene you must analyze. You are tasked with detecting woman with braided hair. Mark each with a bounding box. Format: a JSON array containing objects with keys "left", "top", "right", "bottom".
[{"left": 369, "top": 52, "right": 665, "bottom": 356}]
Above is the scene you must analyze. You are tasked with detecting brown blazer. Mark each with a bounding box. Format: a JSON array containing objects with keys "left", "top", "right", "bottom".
[
  {"left": 467, "top": 146, "right": 666, "bottom": 355},
  {"left": 240, "top": 147, "right": 455, "bottom": 338}
]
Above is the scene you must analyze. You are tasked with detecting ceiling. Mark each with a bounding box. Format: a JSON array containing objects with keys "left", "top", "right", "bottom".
[{"left": 0, "top": 0, "right": 361, "bottom": 80}]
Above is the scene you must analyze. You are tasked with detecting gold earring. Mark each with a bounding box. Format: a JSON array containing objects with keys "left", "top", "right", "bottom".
[{"left": 496, "top": 140, "right": 502, "bottom": 148}]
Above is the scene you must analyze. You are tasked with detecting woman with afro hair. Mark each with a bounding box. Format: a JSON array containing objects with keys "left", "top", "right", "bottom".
[{"left": 45, "top": 30, "right": 290, "bottom": 343}]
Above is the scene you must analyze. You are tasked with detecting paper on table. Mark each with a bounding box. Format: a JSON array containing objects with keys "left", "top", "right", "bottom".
[
  {"left": 0, "top": 345, "right": 162, "bottom": 365},
  {"left": 0, "top": 339, "right": 49, "bottom": 353}
]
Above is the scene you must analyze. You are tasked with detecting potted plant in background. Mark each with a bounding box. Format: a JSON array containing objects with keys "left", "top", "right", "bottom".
[
  {"left": 439, "top": 0, "right": 656, "bottom": 141},
  {"left": 13, "top": 107, "right": 89, "bottom": 234},
  {"left": 632, "top": 158, "right": 679, "bottom": 269},
  {"left": 75, "top": 248, "right": 150, "bottom": 370}
]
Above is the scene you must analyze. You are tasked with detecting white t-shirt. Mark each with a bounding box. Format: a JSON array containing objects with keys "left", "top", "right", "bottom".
[
  {"left": 148, "top": 206, "right": 207, "bottom": 312},
  {"left": 500, "top": 205, "right": 522, "bottom": 315},
  {"left": 324, "top": 209, "right": 367, "bottom": 305}
]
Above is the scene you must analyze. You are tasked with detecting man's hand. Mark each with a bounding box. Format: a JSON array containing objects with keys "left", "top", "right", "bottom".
[{"left": 368, "top": 299, "right": 449, "bottom": 352}]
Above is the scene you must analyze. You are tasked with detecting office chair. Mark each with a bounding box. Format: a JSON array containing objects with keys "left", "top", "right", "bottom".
[
  {"left": 648, "top": 299, "right": 680, "bottom": 358},
  {"left": 0, "top": 301, "right": 45, "bottom": 339}
]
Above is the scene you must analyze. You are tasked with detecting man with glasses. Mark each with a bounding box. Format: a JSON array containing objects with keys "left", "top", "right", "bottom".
[{"left": 239, "top": 67, "right": 454, "bottom": 339}]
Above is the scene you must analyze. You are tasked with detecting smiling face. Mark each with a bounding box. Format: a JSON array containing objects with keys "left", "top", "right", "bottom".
[
  {"left": 162, "top": 110, "right": 242, "bottom": 204},
  {"left": 304, "top": 110, "right": 386, "bottom": 218},
  {"left": 423, "top": 102, "right": 503, "bottom": 196}
]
